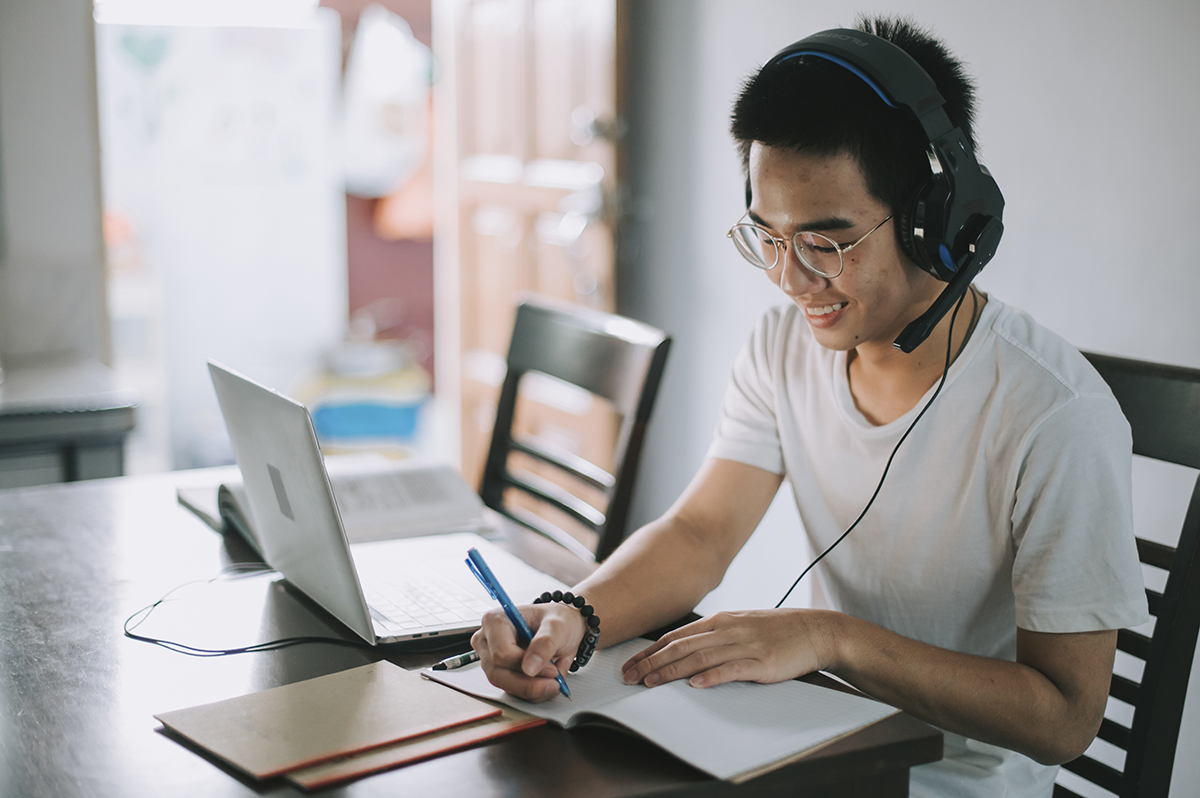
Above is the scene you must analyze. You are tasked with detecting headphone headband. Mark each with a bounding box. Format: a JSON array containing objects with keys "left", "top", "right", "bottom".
[
  {"left": 772, "top": 29, "right": 952, "bottom": 137},
  {"left": 761, "top": 27, "right": 1005, "bottom": 352}
]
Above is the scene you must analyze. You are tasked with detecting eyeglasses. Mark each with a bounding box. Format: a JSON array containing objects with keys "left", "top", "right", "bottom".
[{"left": 726, "top": 213, "right": 894, "bottom": 279}]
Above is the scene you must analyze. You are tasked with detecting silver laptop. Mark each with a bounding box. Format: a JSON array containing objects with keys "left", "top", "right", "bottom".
[{"left": 208, "top": 360, "right": 565, "bottom": 645}]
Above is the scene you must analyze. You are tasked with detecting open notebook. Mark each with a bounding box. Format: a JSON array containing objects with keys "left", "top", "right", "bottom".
[{"left": 424, "top": 638, "right": 899, "bottom": 783}]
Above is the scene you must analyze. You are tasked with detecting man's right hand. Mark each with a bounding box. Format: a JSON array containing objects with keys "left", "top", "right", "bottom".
[{"left": 471, "top": 600, "right": 586, "bottom": 702}]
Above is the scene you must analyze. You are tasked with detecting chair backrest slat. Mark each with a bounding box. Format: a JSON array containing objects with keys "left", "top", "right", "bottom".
[
  {"left": 1061, "top": 755, "right": 1124, "bottom": 794},
  {"left": 1137, "top": 538, "right": 1176, "bottom": 571},
  {"left": 1110, "top": 672, "right": 1140, "bottom": 705},
  {"left": 510, "top": 435, "right": 616, "bottom": 492},
  {"left": 1096, "top": 717, "right": 1131, "bottom": 751},
  {"left": 1084, "top": 352, "right": 1200, "bottom": 469},
  {"left": 502, "top": 471, "right": 606, "bottom": 530},
  {"left": 1145, "top": 588, "right": 1162, "bottom": 617},
  {"left": 1116, "top": 628, "right": 1151, "bottom": 660},
  {"left": 506, "top": 302, "right": 668, "bottom": 415},
  {"left": 500, "top": 503, "right": 595, "bottom": 562}
]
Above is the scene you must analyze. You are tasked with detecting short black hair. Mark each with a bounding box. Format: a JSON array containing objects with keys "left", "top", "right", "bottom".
[{"left": 730, "top": 15, "right": 977, "bottom": 214}]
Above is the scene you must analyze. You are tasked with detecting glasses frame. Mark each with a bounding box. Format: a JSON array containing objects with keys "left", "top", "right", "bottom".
[{"left": 727, "top": 213, "right": 894, "bottom": 278}]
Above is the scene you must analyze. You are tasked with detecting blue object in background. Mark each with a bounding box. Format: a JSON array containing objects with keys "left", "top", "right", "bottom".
[{"left": 311, "top": 400, "right": 421, "bottom": 440}]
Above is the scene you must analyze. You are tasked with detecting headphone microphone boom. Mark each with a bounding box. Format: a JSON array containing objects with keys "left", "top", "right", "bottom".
[
  {"left": 765, "top": 29, "right": 1006, "bottom": 353},
  {"left": 895, "top": 215, "right": 1002, "bottom": 352}
]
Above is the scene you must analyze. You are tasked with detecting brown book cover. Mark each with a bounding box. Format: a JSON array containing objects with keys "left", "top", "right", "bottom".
[
  {"left": 285, "top": 702, "right": 545, "bottom": 789},
  {"left": 155, "top": 660, "right": 500, "bottom": 778}
]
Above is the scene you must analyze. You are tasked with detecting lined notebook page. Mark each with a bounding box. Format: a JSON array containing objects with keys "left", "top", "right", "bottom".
[
  {"left": 425, "top": 639, "right": 897, "bottom": 781},
  {"left": 599, "top": 672, "right": 897, "bottom": 780}
]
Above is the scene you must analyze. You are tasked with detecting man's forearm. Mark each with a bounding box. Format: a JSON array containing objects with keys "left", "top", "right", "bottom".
[
  {"left": 825, "top": 613, "right": 1114, "bottom": 764},
  {"left": 572, "top": 514, "right": 733, "bottom": 647}
]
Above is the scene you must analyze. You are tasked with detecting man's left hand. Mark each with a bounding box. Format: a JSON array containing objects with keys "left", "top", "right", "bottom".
[{"left": 620, "top": 609, "right": 839, "bottom": 688}]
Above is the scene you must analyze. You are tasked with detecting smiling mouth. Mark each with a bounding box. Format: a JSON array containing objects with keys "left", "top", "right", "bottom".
[{"left": 806, "top": 302, "right": 847, "bottom": 317}]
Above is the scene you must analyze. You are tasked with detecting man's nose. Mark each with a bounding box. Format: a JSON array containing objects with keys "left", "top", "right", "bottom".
[{"left": 777, "top": 246, "right": 827, "bottom": 296}]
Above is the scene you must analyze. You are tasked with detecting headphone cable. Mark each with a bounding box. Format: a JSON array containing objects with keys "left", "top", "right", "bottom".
[
  {"left": 123, "top": 565, "right": 469, "bottom": 657},
  {"left": 775, "top": 286, "right": 974, "bottom": 607}
]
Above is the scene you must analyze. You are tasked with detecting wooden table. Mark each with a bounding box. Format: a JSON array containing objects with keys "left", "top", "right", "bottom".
[{"left": 0, "top": 469, "right": 941, "bottom": 797}]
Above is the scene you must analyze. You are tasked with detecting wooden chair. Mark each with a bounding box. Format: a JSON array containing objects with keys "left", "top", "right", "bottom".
[
  {"left": 1054, "top": 352, "right": 1200, "bottom": 797},
  {"left": 479, "top": 298, "right": 671, "bottom": 562}
]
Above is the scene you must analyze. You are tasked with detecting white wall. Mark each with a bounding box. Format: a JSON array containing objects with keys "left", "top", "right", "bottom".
[
  {"left": 620, "top": 0, "right": 1200, "bottom": 791},
  {"left": 0, "top": 0, "right": 110, "bottom": 364}
]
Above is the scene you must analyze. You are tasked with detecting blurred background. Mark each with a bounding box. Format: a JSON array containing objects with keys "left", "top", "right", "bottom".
[
  {"left": 93, "top": 0, "right": 437, "bottom": 473},
  {"left": 1, "top": 2, "right": 1197, "bottom": 793}
]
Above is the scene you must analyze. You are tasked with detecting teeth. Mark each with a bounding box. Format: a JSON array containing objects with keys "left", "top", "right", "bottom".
[{"left": 807, "top": 302, "right": 846, "bottom": 317}]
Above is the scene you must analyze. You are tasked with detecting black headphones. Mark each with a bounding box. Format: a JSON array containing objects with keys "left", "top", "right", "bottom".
[{"left": 763, "top": 29, "right": 1005, "bottom": 353}]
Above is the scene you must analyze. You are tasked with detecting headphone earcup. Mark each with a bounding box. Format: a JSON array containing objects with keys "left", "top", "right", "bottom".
[
  {"left": 897, "top": 170, "right": 961, "bottom": 282},
  {"left": 895, "top": 184, "right": 933, "bottom": 274}
]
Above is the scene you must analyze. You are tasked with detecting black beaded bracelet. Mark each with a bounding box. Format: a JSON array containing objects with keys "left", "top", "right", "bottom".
[{"left": 533, "top": 590, "right": 600, "bottom": 672}]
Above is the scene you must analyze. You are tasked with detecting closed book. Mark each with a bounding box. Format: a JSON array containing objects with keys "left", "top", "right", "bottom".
[{"left": 156, "top": 660, "right": 499, "bottom": 778}]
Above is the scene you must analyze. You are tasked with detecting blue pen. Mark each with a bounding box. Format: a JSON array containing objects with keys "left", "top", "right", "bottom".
[{"left": 466, "top": 548, "right": 571, "bottom": 700}]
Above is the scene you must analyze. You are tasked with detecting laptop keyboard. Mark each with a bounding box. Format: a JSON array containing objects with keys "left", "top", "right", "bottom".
[{"left": 364, "top": 574, "right": 494, "bottom": 634}]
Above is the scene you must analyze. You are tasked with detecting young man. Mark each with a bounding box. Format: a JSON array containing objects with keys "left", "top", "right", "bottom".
[{"left": 472, "top": 16, "right": 1148, "bottom": 796}]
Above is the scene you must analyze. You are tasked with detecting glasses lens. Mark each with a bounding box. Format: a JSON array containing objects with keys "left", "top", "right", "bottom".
[
  {"left": 730, "top": 225, "right": 777, "bottom": 269},
  {"left": 795, "top": 232, "right": 843, "bottom": 278}
]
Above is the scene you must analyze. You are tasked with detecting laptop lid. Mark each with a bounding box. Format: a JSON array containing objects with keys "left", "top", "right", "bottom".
[{"left": 208, "top": 360, "right": 378, "bottom": 644}]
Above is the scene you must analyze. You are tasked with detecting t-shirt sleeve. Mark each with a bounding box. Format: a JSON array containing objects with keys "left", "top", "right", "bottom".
[
  {"left": 705, "top": 310, "right": 787, "bottom": 475},
  {"left": 1010, "top": 393, "right": 1150, "bottom": 633}
]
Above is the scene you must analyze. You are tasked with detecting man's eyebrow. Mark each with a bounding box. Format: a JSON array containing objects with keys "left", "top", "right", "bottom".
[{"left": 746, "top": 210, "right": 857, "bottom": 234}]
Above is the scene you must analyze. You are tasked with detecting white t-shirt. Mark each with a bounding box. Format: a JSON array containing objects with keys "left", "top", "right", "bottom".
[{"left": 707, "top": 296, "right": 1149, "bottom": 797}]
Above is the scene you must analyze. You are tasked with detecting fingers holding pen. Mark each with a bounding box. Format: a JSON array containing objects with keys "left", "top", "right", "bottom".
[
  {"left": 474, "top": 604, "right": 582, "bottom": 703},
  {"left": 472, "top": 608, "right": 548, "bottom": 699},
  {"left": 520, "top": 612, "right": 566, "bottom": 676}
]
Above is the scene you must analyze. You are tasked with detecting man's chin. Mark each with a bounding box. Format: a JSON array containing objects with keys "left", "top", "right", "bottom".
[{"left": 803, "top": 321, "right": 858, "bottom": 352}]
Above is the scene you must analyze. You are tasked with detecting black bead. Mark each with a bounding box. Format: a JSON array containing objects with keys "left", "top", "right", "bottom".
[
  {"left": 540, "top": 591, "right": 553, "bottom": 603},
  {"left": 580, "top": 605, "right": 593, "bottom": 617},
  {"left": 562, "top": 592, "right": 575, "bottom": 604},
  {"left": 569, "top": 661, "right": 580, "bottom": 672},
  {"left": 572, "top": 595, "right": 586, "bottom": 608},
  {"left": 552, "top": 590, "right": 563, "bottom": 602},
  {"left": 587, "top": 615, "right": 600, "bottom": 628}
]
